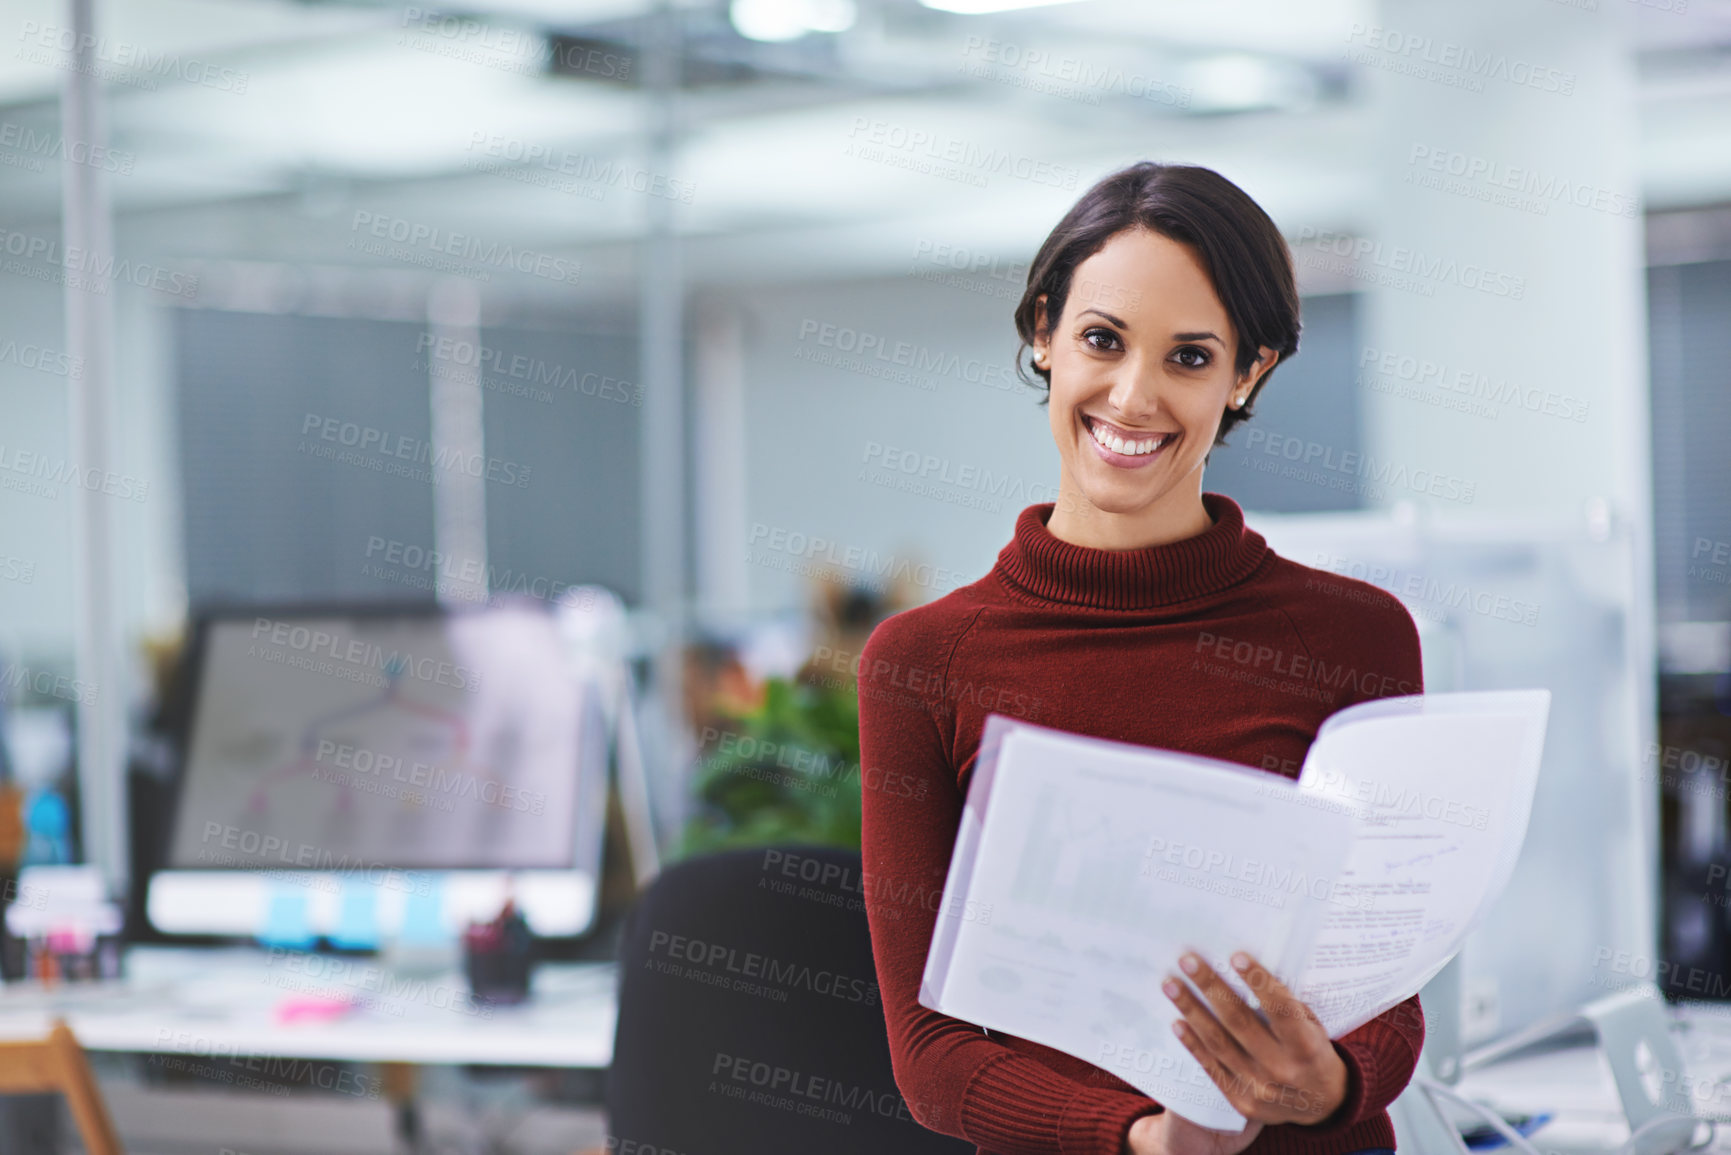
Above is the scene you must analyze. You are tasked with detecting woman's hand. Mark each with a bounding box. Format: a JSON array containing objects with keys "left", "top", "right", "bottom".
[
  {"left": 1123, "top": 1109, "right": 1263, "bottom": 1155},
  {"left": 1161, "top": 951, "right": 1348, "bottom": 1126}
]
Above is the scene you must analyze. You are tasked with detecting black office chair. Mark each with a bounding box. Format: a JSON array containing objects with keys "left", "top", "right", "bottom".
[{"left": 606, "top": 844, "right": 974, "bottom": 1155}]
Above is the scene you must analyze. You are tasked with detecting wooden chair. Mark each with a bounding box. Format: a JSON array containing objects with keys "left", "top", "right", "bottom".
[{"left": 0, "top": 1018, "right": 124, "bottom": 1155}]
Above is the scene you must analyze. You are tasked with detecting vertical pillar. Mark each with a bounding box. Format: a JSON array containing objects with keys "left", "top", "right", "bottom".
[
  {"left": 1359, "top": 2, "right": 1649, "bottom": 516},
  {"left": 62, "top": 0, "right": 125, "bottom": 888},
  {"left": 693, "top": 298, "right": 749, "bottom": 618},
  {"left": 1357, "top": 0, "right": 1655, "bottom": 1024},
  {"left": 427, "top": 276, "right": 488, "bottom": 606},
  {"left": 637, "top": 0, "right": 687, "bottom": 838}
]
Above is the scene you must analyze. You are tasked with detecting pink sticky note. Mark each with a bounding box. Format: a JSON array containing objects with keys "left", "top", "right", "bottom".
[{"left": 275, "top": 995, "right": 355, "bottom": 1024}]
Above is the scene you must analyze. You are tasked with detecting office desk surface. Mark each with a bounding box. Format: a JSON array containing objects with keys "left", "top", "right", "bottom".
[
  {"left": 0, "top": 947, "right": 617, "bottom": 1068},
  {"left": 1444, "top": 1002, "right": 1731, "bottom": 1155}
]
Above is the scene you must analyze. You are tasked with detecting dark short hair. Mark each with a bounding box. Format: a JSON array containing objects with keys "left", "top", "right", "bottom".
[{"left": 1013, "top": 162, "right": 1301, "bottom": 445}]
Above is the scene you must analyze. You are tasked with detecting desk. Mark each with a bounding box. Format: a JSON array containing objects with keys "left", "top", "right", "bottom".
[
  {"left": 0, "top": 946, "right": 618, "bottom": 1152},
  {"left": 0, "top": 946, "right": 617, "bottom": 1067},
  {"left": 1441, "top": 1003, "right": 1731, "bottom": 1155}
]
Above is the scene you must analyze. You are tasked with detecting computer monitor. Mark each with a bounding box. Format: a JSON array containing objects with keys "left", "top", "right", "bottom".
[
  {"left": 1244, "top": 506, "right": 1653, "bottom": 1051},
  {"left": 148, "top": 600, "right": 610, "bottom": 940}
]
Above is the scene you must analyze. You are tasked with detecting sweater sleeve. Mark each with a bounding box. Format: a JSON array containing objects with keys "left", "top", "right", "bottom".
[
  {"left": 1268, "top": 994, "right": 1426, "bottom": 1148},
  {"left": 857, "top": 615, "right": 1161, "bottom": 1155}
]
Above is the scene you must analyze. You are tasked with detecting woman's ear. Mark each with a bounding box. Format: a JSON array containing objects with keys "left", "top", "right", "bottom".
[
  {"left": 1032, "top": 294, "right": 1051, "bottom": 367},
  {"left": 1230, "top": 345, "right": 1280, "bottom": 408}
]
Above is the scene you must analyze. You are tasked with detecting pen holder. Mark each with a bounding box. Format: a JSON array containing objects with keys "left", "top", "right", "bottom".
[
  {"left": 462, "top": 907, "right": 534, "bottom": 1004},
  {"left": 464, "top": 945, "right": 533, "bottom": 1004}
]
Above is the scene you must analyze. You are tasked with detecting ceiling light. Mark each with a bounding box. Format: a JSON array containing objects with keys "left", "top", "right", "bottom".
[
  {"left": 1180, "top": 52, "right": 1315, "bottom": 113},
  {"left": 730, "top": 0, "right": 857, "bottom": 41},
  {"left": 804, "top": 0, "right": 858, "bottom": 32},
  {"left": 919, "top": 0, "right": 1087, "bottom": 14}
]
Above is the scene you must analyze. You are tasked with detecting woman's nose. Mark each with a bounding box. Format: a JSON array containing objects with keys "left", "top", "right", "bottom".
[{"left": 1106, "top": 359, "right": 1164, "bottom": 420}]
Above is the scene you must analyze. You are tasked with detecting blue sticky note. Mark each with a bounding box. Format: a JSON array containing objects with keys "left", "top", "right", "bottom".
[
  {"left": 397, "top": 874, "right": 449, "bottom": 945},
  {"left": 258, "top": 885, "right": 317, "bottom": 950},
  {"left": 330, "top": 882, "right": 379, "bottom": 950}
]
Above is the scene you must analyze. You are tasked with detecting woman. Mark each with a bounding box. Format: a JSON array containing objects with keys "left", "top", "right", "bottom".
[{"left": 856, "top": 162, "right": 1425, "bottom": 1155}]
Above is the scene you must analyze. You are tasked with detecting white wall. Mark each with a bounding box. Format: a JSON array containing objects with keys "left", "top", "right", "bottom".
[
  {"left": 695, "top": 271, "right": 1061, "bottom": 620},
  {"left": 0, "top": 273, "right": 182, "bottom": 686},
  {"left": 0, "top": 274, "right": 74, "bottom": 664}
]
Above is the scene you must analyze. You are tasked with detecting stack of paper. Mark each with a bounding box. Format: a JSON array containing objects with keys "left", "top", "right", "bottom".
[{"left": 919, "top": 691, "right": 1551, "bottom": 1128}]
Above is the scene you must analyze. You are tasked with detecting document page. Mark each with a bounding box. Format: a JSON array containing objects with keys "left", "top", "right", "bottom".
[
  {"left": 920, "top": 691, "right": 1550, "bottom": 1129},
  {"left": 1294, "top": 691, "right": 1551, "bottom": 1037},
  {"left": 920, "top": 719, "right": 1357, "bottom": 1129}
]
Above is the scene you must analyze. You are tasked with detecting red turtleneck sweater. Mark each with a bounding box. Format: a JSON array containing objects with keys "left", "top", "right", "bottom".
[{"left": 855, "top": 494, "right": 1426, "bottom": 1155}]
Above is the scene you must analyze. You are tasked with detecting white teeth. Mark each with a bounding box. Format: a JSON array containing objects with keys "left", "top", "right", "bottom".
[{"left": 1088, "top": 418, "right": 1165, "bottom": 456}]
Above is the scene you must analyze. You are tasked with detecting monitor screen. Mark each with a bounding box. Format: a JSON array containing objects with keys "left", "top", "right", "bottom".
[{"left": 167, "top": 603, "right": 598, "bottom": 873}]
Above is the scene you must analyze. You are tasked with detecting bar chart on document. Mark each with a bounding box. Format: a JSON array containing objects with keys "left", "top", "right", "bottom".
[{"left": 999, "top": 779, "right": 1227, "bottom": 1061}]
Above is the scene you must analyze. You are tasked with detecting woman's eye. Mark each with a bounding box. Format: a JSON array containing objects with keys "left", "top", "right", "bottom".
[
  {"left": 1173, "top": 346, "right": 1211, "bottom": 369},
  {"left": 1082, "top": 327, "right": 1121, "bottom": 351}
]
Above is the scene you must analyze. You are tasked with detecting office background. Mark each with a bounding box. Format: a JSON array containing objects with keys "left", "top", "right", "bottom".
[{"left": 2, "top": 0, "right": 1731, "bottom": 1151}]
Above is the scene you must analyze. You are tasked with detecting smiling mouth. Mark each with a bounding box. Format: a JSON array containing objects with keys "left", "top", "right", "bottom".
[{"left": 1082, "top": 414, "right": 1175, "bottom": 457}]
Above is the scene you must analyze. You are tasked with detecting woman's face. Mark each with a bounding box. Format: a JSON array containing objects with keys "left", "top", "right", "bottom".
[{"left": 1033, "top": 227, "right": 1278, "bottom": 528}]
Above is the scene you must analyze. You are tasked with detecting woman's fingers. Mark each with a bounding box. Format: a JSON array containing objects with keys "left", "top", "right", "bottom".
[
  {"left": 1173, "top": 953, "right": 1274, "bottom": 1052},
  {"left": 1228, "top": 952, "right": 1322, "bottom": 1044},
  {"left": 1163, "top": 969, "right": 1256, "bottom": 1070},
  {"left": 1170, "top": 1014, "right": 1255, "bottom": 1110},
  {"left": 1161, "top": 949, "right": 1349, "bottom": 1126}
]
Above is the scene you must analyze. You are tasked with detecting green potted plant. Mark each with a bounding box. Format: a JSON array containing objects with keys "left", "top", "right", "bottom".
[{"left": 678, "top": 675, "right": 862, "bottom": 856}]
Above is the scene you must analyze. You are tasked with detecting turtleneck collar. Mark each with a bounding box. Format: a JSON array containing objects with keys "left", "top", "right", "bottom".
[{"left": 992, "top": 492, "right": 1270, "bottom": 611}]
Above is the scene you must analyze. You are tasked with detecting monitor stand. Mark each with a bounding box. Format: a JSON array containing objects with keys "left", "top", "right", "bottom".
[
  {"left": 1396, "top": 969, "right": 1700, "bottom": 1155},
  {"left": 1464, "top": 984, "right": 1699, "bottom": 1155}
]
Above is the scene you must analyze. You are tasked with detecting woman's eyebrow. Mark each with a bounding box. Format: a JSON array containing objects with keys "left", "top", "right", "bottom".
[
  {"left": 1077, "top": 311, "right": 1222, "bottom": 346},
  {"left": 1079, "top": 308, "right": 1126, "bottom": 327}
]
